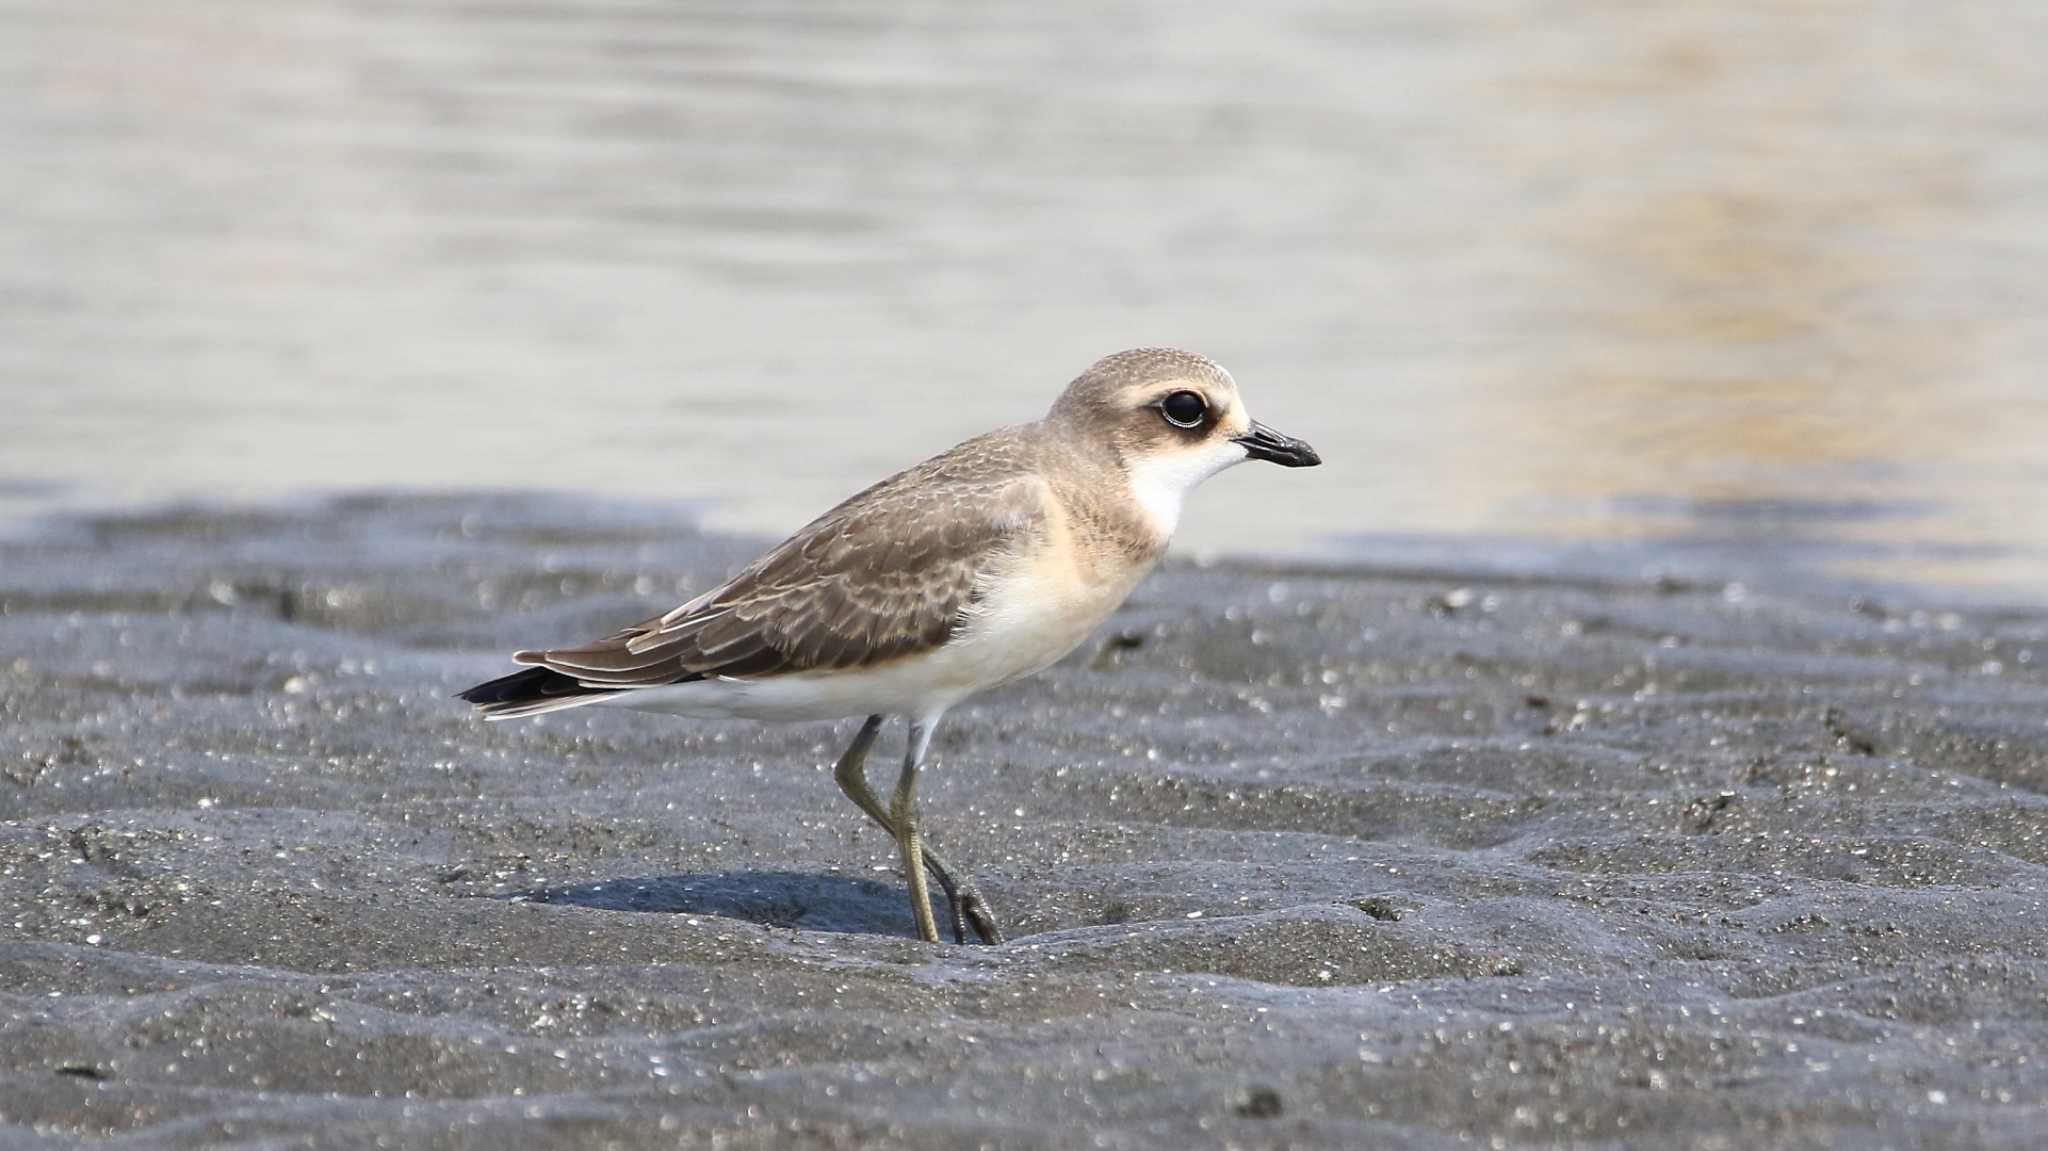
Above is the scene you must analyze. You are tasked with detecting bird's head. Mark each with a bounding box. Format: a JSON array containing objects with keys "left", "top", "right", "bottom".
[{"left": 1048, "top": 347, "right": 1320, "bottom": 537}]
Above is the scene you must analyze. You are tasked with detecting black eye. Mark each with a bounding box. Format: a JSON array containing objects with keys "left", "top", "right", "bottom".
[{"left": 1159, "top": 390, "right": 1207, "bottom": 429}]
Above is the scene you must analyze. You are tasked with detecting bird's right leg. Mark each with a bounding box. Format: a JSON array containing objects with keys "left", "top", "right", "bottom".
[
  {"left": 831, "top": 715, "right": 1002, "bottom": 944},
  {"left": 891, "top": 720, "right": 941, "bottom": 944}
]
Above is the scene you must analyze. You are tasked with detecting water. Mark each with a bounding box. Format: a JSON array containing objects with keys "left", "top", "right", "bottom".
[{"left": 4, "top": 1, "right": 2045, "bottom": 598}]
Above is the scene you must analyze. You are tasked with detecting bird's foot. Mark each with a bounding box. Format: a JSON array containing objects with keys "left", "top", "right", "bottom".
[
  {"left": 958, "top": 888, "right": 1004, "bottom": 945},
  {"left": 927, "top": 868, "right": 1003, "bottom": 945},
  {"left": 943, "top": 879, "right": 1004, "bottom": 945}
]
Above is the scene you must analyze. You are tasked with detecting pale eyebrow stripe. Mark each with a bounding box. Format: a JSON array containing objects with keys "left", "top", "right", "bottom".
[{"left": 1117, "top": 380, "right": 1212, "bottom": 407}]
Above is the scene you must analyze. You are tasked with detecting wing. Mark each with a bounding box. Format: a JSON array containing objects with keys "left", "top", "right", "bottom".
[{"left": 513, "top": 447, "right": 1051, "bottom": 690}]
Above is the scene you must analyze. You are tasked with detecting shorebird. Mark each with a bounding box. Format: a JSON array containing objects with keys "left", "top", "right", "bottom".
[{"left": 459, "top": 348, "right": 1320, "bottom": 944}]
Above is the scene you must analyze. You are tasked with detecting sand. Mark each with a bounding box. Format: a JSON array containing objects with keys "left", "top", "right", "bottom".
[{"left": 4, "top": 494, "right": 2047, "bottom": 1149}]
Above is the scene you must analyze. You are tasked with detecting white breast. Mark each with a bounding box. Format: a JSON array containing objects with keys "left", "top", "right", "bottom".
[{"left": 944, "top": 540, "right": 1152, "bottom": 688}]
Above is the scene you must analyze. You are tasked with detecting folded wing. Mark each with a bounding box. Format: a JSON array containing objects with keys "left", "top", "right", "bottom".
[{"left": 460, "top": 449, "right": 1050, "bottom": 717}]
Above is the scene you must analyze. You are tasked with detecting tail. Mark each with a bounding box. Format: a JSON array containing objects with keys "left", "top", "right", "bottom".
[{"left": 457, "top": 666, "right": 620, "bottom": 720}]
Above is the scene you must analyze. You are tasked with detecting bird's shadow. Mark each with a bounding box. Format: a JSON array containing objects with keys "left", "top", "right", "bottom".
[{"left": 496, "top": 869, "right": 936, "bottom": 938}]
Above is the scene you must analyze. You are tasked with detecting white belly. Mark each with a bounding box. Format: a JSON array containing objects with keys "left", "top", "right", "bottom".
[{"left": 605, "top": 547, "right": 1151, "bottom": 723}]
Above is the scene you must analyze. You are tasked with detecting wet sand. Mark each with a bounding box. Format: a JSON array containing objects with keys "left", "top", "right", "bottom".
[{"left": 4, "top": 494, "right": 2048, "bottom": 1148}]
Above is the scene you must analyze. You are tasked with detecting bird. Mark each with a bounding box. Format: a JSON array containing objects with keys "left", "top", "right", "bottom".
[{"left": 458, "top": 348, "right": 1321, "bottom": 944}]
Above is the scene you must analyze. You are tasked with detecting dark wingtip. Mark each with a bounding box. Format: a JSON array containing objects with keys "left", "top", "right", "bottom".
[{"left": 457, "top": 665, "right": 582, "bottom": 708}]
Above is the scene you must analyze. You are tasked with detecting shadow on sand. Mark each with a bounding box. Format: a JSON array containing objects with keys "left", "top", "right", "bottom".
[{"left": 496, "top": 869, "right": 935, "bottom": 938}]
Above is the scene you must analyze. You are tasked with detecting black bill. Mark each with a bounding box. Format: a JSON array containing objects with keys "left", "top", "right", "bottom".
[{"left": 1233, "top": 420, "right": 1322, "bottom": 468}]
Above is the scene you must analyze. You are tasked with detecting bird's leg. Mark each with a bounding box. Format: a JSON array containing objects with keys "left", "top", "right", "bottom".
[
  {"left": 832, "top": 716, "right": 1003, "bottom": 945},
  {"left": 890, "top": 719, "right": 943, "bottom": 943},
  {"left": 834, "top": 716, "right": 961, "bottom": 940}
]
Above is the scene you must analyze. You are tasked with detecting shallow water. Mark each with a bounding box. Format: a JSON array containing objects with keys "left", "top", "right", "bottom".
[
  {"left": 5, "top": 493, "right": 2048, "bottom": 1147},
  {"left": 3, "top": 2, "right": 2047, "bottom": 599}
]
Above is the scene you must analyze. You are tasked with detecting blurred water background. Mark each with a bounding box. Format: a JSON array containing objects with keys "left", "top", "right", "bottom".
[{"left": 2, "top": 1, "right": 2044, "bottom": 599}]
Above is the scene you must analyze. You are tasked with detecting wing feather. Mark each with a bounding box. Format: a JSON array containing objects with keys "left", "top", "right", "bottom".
[{"left": 516, "top": 436, "right": 1049, "bottom": 689}]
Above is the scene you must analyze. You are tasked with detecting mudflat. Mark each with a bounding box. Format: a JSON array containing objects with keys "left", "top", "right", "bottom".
[{"left": 4, "top": 495, "right": 2045, "bottom": 1149}]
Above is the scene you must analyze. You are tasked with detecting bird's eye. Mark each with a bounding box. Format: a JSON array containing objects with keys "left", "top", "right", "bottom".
[{"left": 1159, "top": 390, "right": 1207, "bottom": 429}]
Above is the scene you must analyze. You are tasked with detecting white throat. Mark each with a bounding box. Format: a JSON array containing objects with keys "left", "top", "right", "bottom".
[{"left": 1124, "top": 439, "right": 1251, "bottom": 540}]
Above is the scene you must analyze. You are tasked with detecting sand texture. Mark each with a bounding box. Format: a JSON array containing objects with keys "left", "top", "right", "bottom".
[{"left": 4, "top": 495, "right": 2047, "bottom": 1149}]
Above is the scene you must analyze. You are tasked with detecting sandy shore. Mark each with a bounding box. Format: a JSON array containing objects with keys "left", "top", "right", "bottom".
[{"left": 4, "top": 494, "right": 2046, "bottom": 1149}]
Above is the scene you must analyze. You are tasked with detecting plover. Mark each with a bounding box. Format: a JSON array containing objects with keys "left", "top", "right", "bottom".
[{"left": 459, "top": 348, "right": 1320, "bottom": 944}]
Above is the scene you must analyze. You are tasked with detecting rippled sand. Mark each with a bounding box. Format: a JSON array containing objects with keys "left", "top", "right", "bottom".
[{"left": 4, "top": 495, "right": 2046, "bottom": 1147}]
